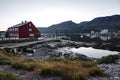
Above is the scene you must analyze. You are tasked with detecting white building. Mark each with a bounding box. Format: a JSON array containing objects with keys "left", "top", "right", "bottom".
[
  {"left": 0, "top": 31, "right": 6, "bottom": 37},
  {"left": 100, "top": 29, "right": 109, "bottom": 34},
  {"left": 0, "top": 31, "right": 6, "bottom": 40}
]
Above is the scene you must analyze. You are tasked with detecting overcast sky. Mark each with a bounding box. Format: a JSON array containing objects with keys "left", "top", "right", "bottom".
[{"left": 0, "top": 0, "right": 120, "bottom": 31}]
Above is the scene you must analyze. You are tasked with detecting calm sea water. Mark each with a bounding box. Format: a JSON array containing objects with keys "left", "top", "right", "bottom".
[{"left": 56, "top": 47, "right": 119, "bottom": 58}]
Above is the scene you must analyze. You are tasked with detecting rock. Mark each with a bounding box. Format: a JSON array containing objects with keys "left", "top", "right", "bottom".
[
  {"left": 63, "top": 53, "right": 71, "bottom": 58},
  {"left": 89, "top": 64, "right": 120, "bottom": 80},
  {"left": 46, "top": 43, "right": 57, "bottom": 49},
  {"left": 25, "top": 48, "right": 36, "bottom": 53},
  {"left": 71, "top": 53, "right": 88, "bottom": 60}
]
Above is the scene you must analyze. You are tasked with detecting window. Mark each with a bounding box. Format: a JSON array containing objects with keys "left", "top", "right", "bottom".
[
  {"left": 9, "top": 34, "right": 19, "bottom": 37},
  {"left": 9, "top": 28, "right": 18, "bottom": 31},
  {"left": 29, "top": 28, "right": 32, "bottom": 31},
  {"left": 9, "top": 28, "right": 12, "bottom": 31},
  {"left": 29, "top": 24, "right": 31, "bottom": 27},
  {"left": 17, "top": 34, "right": 19, "bottom": 37},
  {"left": 15, "top": 28, "right": 18, "bottom": 31},
  {"left": 29, "top": 33, "right": 34, "bottom": 37},
  {"left": 12, "top": 28, "right": 14, "bottom": 31}
]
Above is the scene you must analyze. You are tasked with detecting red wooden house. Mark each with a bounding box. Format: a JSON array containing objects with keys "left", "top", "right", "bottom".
[{"left": 6, "top": 21, "right": 41, "bottom": 39}]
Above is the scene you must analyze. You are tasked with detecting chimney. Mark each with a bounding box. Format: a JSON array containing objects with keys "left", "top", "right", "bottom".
[
  {"left": 25, "top": 20, "right": 27, "bottom": 23},
  {"left": 22, "top": 21, "right": 24, "bottom": 24}
]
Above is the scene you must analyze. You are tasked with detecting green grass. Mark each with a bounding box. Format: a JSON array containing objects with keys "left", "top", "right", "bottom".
[
  {"left": 89, "top": 68, "right": 104, "bottom": 76},
  {"left": 0, "top": 59, "right": 11, "bottom": 65},
  {"left": 0, "top": 72, "right": 19, "bottom": 80},
  {"left": 0, "top": 52, "right": 11, "bottom": 65},
  {"left": 46, "top": 58, "right": 65, "bottom": 62},
  {"left": 40, "top": 66, "right": 86, "bottom": 80},
  {"left": 40, "top": 67, "right": 61, "bottom": 76},
  {"left": 82, "top": 62, "right": 97, "bottom": 68},
  {"left": 97, "top": 55, "right": 119, "bottom": 64},
  {"left": 11, "top": 58, "right": 36, "bottom": 71},
  {"left": 39, "top": 59, "right": 104, "bottom": 80}
]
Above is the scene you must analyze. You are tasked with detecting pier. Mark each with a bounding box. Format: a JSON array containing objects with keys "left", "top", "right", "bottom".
[{"left": 0, "top": 38, "right": 58, "bottom": 48}]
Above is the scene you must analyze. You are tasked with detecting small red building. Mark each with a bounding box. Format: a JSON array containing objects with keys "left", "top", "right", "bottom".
[{"left": 6, "top": 21, "right": 41, "bottom": 39}]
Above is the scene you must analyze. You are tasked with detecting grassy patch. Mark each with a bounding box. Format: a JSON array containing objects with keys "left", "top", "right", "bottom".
[
  {"left": 0, "top": 72, "right": 19, "bottom": 80},
  {"left": 4, "top": 48, "right": 11, "bottom": 53},
  {"left": 40, "top": 67, "right": 61, "bottom": 76},
  {"left": 11, "top": 58, "right": 36, "bottom": 71},
  {"left": 0, "top": 49, "right": 104, "bottom": 80},
  {"left": 46, "top": 58, "right": 65, "bottom": 62},
  {"left": 39, "top": 59, "right": 104, "bottom": 80},
  {"left": 0, "top": 59, "right": 11, "bottom": 65},
  {"left": 40, "top": 65, "right": 85, "bottom": 80},
  {"left": 89, "top": 67, "right": 104, "bottom": 76},
  {"left": 82, "top": 62, "right": 97, "bottom": 68},
  {"left": 97, "top": 55, "right": 119, "bottom": 64},
  {"left": 0, "top": 49, "right": 20, "bottom": 65},
  {"left": 0, "top": 53, "right": 11, "bottom": 65}
]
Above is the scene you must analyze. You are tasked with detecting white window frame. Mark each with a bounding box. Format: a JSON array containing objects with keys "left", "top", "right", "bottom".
[
  {"left": 29, "top": 33, "right": 34, "bottom": 37},
  {"left": 29, "top": 28, "right": 32, "bottom": 31}
]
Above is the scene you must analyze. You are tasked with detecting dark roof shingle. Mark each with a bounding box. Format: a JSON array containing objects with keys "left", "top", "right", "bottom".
[{"left": 10, "top": 21, "right": 30, "bottom": 28}]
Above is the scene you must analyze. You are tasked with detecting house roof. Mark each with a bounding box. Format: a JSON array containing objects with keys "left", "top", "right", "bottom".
[
  {"left": 0, "top": 31, "right": 6, "bottom": 33},
  {"left": 9, "top": 21, "right": 31, "bottom": 28}
]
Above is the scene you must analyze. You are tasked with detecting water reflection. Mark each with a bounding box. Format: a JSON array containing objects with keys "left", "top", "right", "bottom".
[{"left": 56, "top": 47, "right": 119, "bottom": 58}]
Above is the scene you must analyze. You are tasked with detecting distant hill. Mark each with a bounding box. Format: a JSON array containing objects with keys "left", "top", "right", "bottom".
[
  {"left": 38, "top": 15, "right": 120, "bottom": 33},
  {"left": 38, "top": 27, "right": 48, "bottom": 33},
  {"left": 38, "top": 20, "right": 78, "bottom": 33},
  {"left": 78, "top": 15, "right": 120, "bottom": 32}
]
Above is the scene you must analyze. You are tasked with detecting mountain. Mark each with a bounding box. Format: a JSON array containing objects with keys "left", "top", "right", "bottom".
[
  {"left": 38, "top": 20, "right": 78, "bottom": 33},
  {"left": 38, "top": 14, "right": 120, "bottom": 33},
  {"left": 49, "top": 20, "right": 77, "bottom": 30},
  {"left": 38, "top": 27, "right": 48, "bottom": 33},
  {"left": 80, "top": 15, "right": 120, "bottom": 26},
  {"left": 78, "top": 15, "right": 120, "bottom": 32}
]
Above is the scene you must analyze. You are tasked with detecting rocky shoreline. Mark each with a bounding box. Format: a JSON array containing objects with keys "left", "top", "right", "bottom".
[
  {"left": 19, "top": 41, "right": 91, "bottom": 60},
  {"left": 1, "top": 39, "right": 120, "bottom": 80},
  {"left": 17, "top": 40, "right": 119, "bottom": 60}
]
